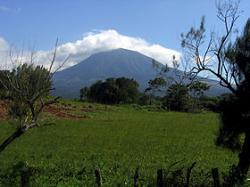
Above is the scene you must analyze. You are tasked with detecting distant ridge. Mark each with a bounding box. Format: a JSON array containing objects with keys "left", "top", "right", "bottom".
[{"left": 52, "top": 48, "right": 229, "bottom": 98}]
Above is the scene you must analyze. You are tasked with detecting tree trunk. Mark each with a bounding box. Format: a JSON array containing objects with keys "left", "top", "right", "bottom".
[
  {"left": 237, "top": 133, "right": 250, "bottom": 178},
  {"left": 224, "top": 133, "right": 250, "bottom": 185},
  {"left": 0, "top": 128, "right": 25, "bottom": 153}
]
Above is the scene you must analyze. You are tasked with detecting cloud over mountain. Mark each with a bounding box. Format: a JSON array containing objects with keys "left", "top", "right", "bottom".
[
  {"left": 0, "top": 37, "right": 11, "bottom": 69},
  {"left": 0, "top": 30, "right": 181, "bottom": 70},
  {"left": 0, "top": 37, "right": 9, "bottom": 52}
]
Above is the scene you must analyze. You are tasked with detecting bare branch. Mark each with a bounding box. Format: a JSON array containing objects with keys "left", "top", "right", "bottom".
[{"left": 181, "top": 0, "right": 241, "bottom": 94}]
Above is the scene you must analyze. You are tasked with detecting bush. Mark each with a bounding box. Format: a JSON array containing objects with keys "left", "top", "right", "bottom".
[{"left": 199, "top": 96, "right": 220, "bottom": 112}]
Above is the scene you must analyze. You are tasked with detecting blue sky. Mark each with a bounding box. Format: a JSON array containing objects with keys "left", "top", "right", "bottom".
[
  {"left": 0, "top": 0, "right": 249, "bottom": 50},
  {"left": 0, "top": 0, "right": 249, "bottom": 70}
]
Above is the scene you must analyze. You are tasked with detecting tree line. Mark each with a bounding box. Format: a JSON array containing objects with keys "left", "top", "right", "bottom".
[{"left": 79, "top": 75, "right": 213, "bottom": 113}]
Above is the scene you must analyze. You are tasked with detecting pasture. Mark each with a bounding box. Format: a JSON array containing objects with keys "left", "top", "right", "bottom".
[{"left": 0, "top": 100, "right": 238, "bottom": 186}]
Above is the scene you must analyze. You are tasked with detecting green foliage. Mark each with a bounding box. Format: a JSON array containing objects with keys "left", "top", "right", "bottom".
[
  {"left": 164, "top": 84, "right": 191, "bottom": 112},
  {"left": 80, "top": 87, "right": 89, "bottom": 101},
  {"left": 181, "top": 16, "right": 205, "bottom": 49},
  {"left": 216, "top": 94, "right": 242, "bottom": 151},
  {"left": 216, "top": 19, "right": 250, "bottom": 151},
  {"left": 6, "top": 64, "right": 51, "bottom": 101},
  {"left": 181, "top": 1, "right": 250, "bottom": 182},
  {"left": 0, "top": 101, "right": 239, "bottom": 186},
  {"left": 199, "top": 96, "right": 221, "bottom": 112},
  {"left": 138, "top": 94, "right": 151, "bottom": 105},
  {"left": 189, "top": 81, "right": 210, "bottom": 98},
  {"left": 189, "top": 81, "right": 210, "bottom": 112},
  {"left": 145, "top": 77, "right": 166, "bottom": 94},
  {"left": 145, "top": 77, "right": 167, "bottom": 105},
  {"left": 225, "top": 19, "right": 250, "bottom": 84},
  {"left": 148, "top": 55, "right": 211, "bottom": 111},
  {"left": 138, "top": 93, "right": 163, "bottom": 106},
  {"left": 2, "top": 64, "right": 52, "bottom": 126},
  {"left": 0, "top": 70, "right": 10, "bottom": 99},
  {"left": 82, "top": 77, "right": 140, "bottom": 104}
]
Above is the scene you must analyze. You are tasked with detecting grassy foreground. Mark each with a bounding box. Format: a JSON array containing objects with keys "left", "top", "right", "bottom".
[{"left": 0, "top": 100, "right": 239, "bottom": 186}]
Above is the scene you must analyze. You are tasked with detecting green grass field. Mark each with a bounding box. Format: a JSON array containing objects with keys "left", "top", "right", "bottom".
[{"left": 0, "top": 100, "right": 240, "bottom": 186}]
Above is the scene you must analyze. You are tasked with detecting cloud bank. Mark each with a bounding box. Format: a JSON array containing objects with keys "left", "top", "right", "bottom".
[
  {"left": 0, "top": 37, "right": 11, "bottom": 69},
  {"left": 0, "top": 30, "right": 181, "bottom": 71}
]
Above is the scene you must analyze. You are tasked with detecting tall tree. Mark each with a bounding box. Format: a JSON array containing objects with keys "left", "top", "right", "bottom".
[{"left": 181, "top": 0, "right": 250, "bottom": 184}]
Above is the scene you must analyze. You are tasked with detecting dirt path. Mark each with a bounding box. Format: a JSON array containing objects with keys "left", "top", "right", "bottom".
[
  {"left": 0, "top": 102, "right": 8, "bottom": 120},
  {"left": 0, "top": 101, "right": 90, "bottom": 120},
  {"left": 44, "top": 104, "right": 88, "bottom": 119}
]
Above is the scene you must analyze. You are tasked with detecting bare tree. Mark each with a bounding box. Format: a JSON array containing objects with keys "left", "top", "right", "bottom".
[
  {"left": 181, "top": 0, "right": 250, "bottom": 184},
  {"left": 181, "top": 1, "right": 241, "bottom": 94},
  {"left": 0, "top": 40, "right": 67, "bottom": 153},
  {"left": 150, "top": 55, "right": 203, "bottom": 89}
]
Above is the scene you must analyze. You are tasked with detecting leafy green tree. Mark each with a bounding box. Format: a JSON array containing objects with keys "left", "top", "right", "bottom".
[
  {"left": 80, "top": 87, "right": 89, "bottom": 101},
  {"left": 88, "top": 79, "right": 118, "bottom": 104},
  {"left": 164, "top": 84, "right": 190, "bottom": 111},
  {"left": 189, "top": 81, "right": 210, "bottom": 111},
  {"left": 181, "top": 0, "right": 250, "bottom": 183},
  {"left": 189, "top": 81, "right": 210, "bottom": 99},
  {"left": 164, "top": 81, "right": 209, "bottom": 112},
  {"left": 115, "top": 77, "right": 140, "bottom": 103},
  {"left": 138, "top": 93, "right": 151, "bottom": 105},
  {"left": 145, "top": 77, "right": 166, "bottom": 105},
  {"left": 84, "top": 77, "right": 139, "bottom": 104}
]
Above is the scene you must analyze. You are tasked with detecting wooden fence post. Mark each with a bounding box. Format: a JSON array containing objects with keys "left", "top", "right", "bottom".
[
  {"left": 212, "top": 168, "right": 220, "bottom": 187},
  {"left": 134, "top": 168, "right": 139, "bottom": 187},
  {"left": 157, "top": 169, "right": 164, "bottom": 187},
  {"left": 185, "top": 162, "right": 196, "bottom": 187},
  {"left": 95, "top": 168, "right": 102, "bottom": 186}
]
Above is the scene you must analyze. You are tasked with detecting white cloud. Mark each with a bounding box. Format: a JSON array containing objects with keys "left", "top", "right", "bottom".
[
  {"left": 0, "top": 37, "right": 11, "bottom": 69},
  {"left": 0, "top": 37, "right": 9, "bottom": 51},
  {"left": 0, "top": 30, "right": 181, "bottom": 71},
  {"left": 55, "top": 30, "right": 181, "bottom": 69}
]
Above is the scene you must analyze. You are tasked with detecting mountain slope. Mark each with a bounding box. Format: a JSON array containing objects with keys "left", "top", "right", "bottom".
[
  {"left": 53, "top": 49, "right": 158, "bottom": 98},
  {"left": 53, "top": 48, "right": 229, "bottom": 98}
]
